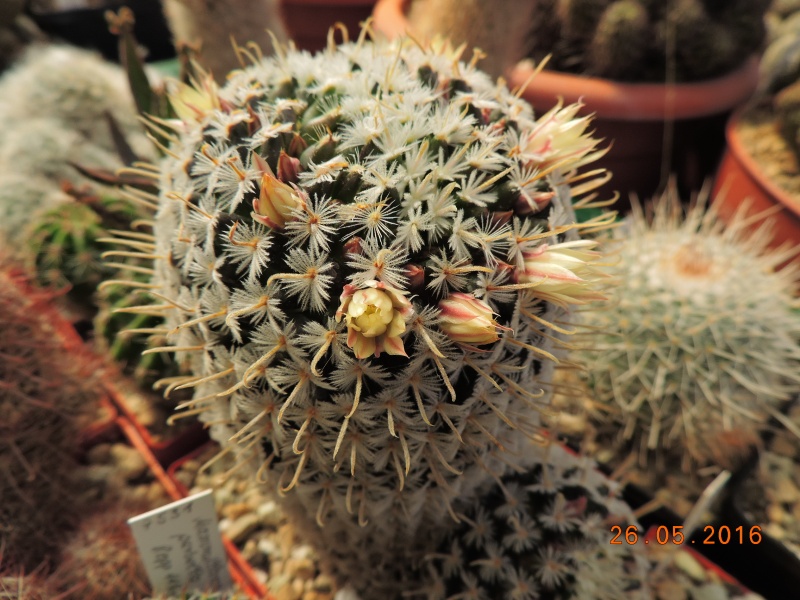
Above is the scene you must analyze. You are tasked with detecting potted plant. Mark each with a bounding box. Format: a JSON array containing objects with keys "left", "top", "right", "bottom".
[
  {"left": 280, "top": 0, "right": 379, "bottom": 52},
  {"left": 712, "top": 6, "right": 800, "bottom": 263},
  {"left": 373, "top": 0, "right": 767, "bottom": 208}
]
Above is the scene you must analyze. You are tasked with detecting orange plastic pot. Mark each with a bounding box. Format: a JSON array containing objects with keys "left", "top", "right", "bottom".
[
  {"left": 712, "top": 105, "right": 800, "bottom": 270},
  {"left": 281, "top": 0, "right": 378, "bottom": 52},
  {"left": 372, "top": 0, "right": 760, "bottom": 209}
]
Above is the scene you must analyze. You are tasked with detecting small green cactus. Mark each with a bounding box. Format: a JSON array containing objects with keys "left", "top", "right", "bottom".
[
  {"left": 576, "top": 189, "right": 800, "bottom": 469},
  {"left": 529, "top": 0, "right": 769, "bottom": 82},
  {"left": 586, "top": 0, "right": 650, "bottom": 81},
  {"left": 106, "top": 32, "right": 612, "bottom": 595}
]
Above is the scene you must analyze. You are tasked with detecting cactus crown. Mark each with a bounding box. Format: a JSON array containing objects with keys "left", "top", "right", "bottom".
[
  {"left": 577, "top": 189, "right": 800, "bottom": 468},
  {"left": 108, "top": 33, "right": 613, "bottom": 593}
]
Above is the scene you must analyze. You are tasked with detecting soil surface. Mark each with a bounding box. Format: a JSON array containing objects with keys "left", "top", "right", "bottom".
[{"left": 735, "top": 102, "right": 800, "bottom": 205}]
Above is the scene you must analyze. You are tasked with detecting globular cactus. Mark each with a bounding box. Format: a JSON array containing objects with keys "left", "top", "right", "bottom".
[
  {"left": 49, "top": 500, "right": 155, "bottom": 600},
  {"left": 27, "top": 193, "right": 141, "bottom": 303},
  {"left": 161, "top": 0, "right": 289, "bottom": 83},
  {"left": 0, "top": 45, "right": 154, "bottom": 159},
  {"left": 528, "top": 0, "right": 768, "bottom": 82},
  {"left": 0, "top": 173, "right": 72, "bottom": 244},
  {"left": 107, "top": 33, "right": 612, "bottom": 595},
  {"left": 421, "top": 444, "right": 650, "bottom": 600},
  {"left": 586, "top": 0, "right": 650, "bottom": 81},
  {"left": 576, "top": 189, "right": 800, "bottom": 469},
  {"left": 0, "top": 265, "right": 104, "bottom": 571},
  {"left": 404, "top": 0, "right": 540, "bottom": 79}
]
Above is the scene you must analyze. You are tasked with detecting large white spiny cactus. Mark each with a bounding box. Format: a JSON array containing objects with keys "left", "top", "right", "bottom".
[
  {"left": 109, "top": 34, "right": 612, "bottom": 593},
  {"left": 578, "top": 190, "right": 800, "bottom": 468}
]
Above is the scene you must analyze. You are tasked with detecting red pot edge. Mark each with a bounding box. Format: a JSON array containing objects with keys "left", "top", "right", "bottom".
[
  {"left": 105, "top": 377, "right": 209, "bottom": 467},
  {"left": 372, "top": 0, "right": 759, "bottom": 121},
  {"left": 282, "top": 0, "right": 377, "bottom": 6},
  {"left": 508, "top": 58, "right": 760, "bottom": 122}
]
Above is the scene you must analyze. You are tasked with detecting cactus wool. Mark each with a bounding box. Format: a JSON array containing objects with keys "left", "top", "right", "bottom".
[{"left": 109, "top": 34, "right": 610, "bottom": 593}]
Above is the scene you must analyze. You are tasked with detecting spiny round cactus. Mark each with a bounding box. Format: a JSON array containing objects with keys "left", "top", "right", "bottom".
[
  {"left": 0, "top": 44, "right": 153, "bottom": 158},
  {"left": 0, "top": 173, "right": 72, "bottom": 244},
  {"left": 107, "top": 33, "right": 611, "bottom": 594},
  {"left": 49, "top": 500, "right": 154, "bottom": 599},
  {"left": 529, "top": 0, "right": 768, "bottom": 82},
  {"left": 577, "top": 190, "right": 800, "bottom": 468},
  {"left": 421, "top": 443, "right": 649, "bottom": 600},
  {"left": 0, "top": 264, "right": 104, "bottom": 571}
]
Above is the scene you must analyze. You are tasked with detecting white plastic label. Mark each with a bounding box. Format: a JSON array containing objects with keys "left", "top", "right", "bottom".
[{"left": 128, "top": 489, "right": 233, "bottom": 596}]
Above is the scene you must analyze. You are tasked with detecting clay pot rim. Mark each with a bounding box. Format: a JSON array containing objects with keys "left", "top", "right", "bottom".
[
  {"left": 373, "top": 0, "right": 760, "bottom": 121},
  {"left": 509, "top": 58, "right": 760, "bottom": 122},
  {"left": 724, "top": 103, "right": 800, "bottom": 220}
]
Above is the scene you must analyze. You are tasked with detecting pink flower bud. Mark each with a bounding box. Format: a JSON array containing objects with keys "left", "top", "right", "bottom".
[
  {"left": 518, "top": 240, "right": 605, "bottom": 304},
  {"left": 515, "top": 190, "right": 554, "bottom": 215},
  {"left": 438, "top": 293, "right": 504, "bottom": 346},
  {"left": 250, "top": 151, "right": 303, "bottom": 229},
  {"left": 277, "top": 150, "right": 300, "bottom": 184}
]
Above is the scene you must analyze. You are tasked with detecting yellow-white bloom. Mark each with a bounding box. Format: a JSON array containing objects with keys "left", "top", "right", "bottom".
[
  {"left": 519, "top": 240, "right": 605, "bottom": 304},
  {"left": 438, "top": 293, "right": 504, "bottom": 346},
  {"left": 168, "top": 76, "right": 220, "bottom": 122},
  {"left": 336, "top": 280, "right": 413, "bottom": 359}
]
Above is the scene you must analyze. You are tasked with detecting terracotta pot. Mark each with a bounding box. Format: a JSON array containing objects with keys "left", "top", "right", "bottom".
[
  {"left": 372, "top": 0, "right": 760, "bottom": 210},
  {"left": 281, "top": 0, "right": 378, "bottom": 52},
  {"left": 712, "top": 105, "right": 800, "bottom": 269}
]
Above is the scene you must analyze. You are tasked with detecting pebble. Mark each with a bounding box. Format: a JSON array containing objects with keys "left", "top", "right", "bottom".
[{"left": 109, "top": 443, "right": 148, "bottom": 481}]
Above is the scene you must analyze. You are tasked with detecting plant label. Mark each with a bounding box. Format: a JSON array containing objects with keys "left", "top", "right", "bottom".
[{"left": 128, "top": 489, "right": 233, "bottom": 595}]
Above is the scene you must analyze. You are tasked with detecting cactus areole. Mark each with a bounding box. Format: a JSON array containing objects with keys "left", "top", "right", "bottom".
[{"left": 111, "top": 35, "right": 610, "bottom": 544}]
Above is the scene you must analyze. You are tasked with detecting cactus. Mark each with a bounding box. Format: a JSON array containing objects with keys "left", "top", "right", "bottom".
[
  {"left": 106, "top": 32, "right": 612, "bottom": 595},
  {"left": 48, "top": 500, "right": 155, "bottom": 599},
  {"left": 526, "top": 0, "right": 768, "bottom": 82},
  {"left": 0, "top": 45, "right": 153, "bottom": 159},
  {"left": 576, "top": 189, "right": 800, "bottom": 469},
  {"left": 0, "top": 173, "right": 72, "bottom": 244},
  {"left": 404, "top": 0, "right": 540, "bottom": 79},
  {"left": 0, "top": 265, "right": 104, "bottom": 571},
  {"left": 161, "top": 0, "right": 289, "bottom": 83},
  {"left": 421, "top": 444, "right": 650, "bottom": 599},
  {"left": 586, "top": 0, "right": 650, "bottom": 81}
]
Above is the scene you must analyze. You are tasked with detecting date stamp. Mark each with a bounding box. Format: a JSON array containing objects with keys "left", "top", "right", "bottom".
[{"left": 611, "top": 525, "right": 763, "bottom": 545}]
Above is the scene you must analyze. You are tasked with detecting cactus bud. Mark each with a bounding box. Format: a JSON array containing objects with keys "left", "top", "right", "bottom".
[{"left": 438, "top": 293, "right": 505, "bottom": 346}]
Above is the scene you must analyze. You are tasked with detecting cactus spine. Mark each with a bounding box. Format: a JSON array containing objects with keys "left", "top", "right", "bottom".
[{"left": 0, "top": 265, "right": 104, "bottom": 570}]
